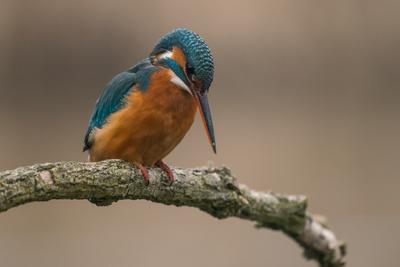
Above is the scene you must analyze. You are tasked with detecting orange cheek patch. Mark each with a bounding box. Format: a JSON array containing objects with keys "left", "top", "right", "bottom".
[{"left": 172, "top": 46, "right": 187, "bottom": 69}]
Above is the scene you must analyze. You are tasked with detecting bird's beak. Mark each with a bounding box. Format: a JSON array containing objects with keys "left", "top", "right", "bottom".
[{"left": 195, "top": 90, "right": 217, "bottom": 154}]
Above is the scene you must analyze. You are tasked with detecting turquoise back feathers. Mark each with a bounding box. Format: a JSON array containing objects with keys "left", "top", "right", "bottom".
[
  {"left": 83, "top": 59, "right": 156, "bottom": 151},
  {"left": 151, "top": 28, "right": 214, "bottom": 92}
]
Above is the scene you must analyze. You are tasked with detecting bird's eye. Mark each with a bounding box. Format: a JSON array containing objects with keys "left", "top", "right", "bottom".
[
  {"left": 189, "top": 73, "right": 197, "bottom": 82},
  {"left": 186, "top": 64, "right": 197, "bottom": 82}
]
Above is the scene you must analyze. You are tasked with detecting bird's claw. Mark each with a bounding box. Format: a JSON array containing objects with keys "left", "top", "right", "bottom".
[
  {"left": 156, "top": 160, "right": 175, "bottom": 183},
  {"left": 135, "top": 163, "right": 150, "bottom": 185}
]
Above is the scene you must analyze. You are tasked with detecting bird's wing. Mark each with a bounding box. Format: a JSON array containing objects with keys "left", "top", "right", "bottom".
[{"left": 83, "top": 59, "right": 155, "bottom": 151}]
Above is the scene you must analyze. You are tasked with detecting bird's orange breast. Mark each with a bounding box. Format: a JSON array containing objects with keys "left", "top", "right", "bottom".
[{"left": 89, "top": 69, "right": 197, "bottom": 166}]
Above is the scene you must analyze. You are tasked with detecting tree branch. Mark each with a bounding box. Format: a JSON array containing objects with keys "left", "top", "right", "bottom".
[{"left": 0, "top": 160, "right": 346, "bottom": 266}]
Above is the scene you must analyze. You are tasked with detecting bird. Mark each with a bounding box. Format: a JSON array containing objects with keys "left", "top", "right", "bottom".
[{"left": 83, "top": 28, "right": 216, "bottom": 183}]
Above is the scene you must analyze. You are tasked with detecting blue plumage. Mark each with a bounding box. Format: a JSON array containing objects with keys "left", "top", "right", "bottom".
[
  {"left": 157, "top": 57, "right": 190, "bottom": 87},
  {"left": 83, "top": 59, "right": 157, "bottom": 151}
]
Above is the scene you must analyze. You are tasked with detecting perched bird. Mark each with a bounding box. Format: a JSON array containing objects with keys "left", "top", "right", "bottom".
[{"left": 83, "top": 28, "right": 216, "bottom": 183}]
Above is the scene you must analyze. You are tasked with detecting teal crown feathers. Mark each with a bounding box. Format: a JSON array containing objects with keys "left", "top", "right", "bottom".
[{"left": 151, "top": 28, "right": 214, "bottom": 91}]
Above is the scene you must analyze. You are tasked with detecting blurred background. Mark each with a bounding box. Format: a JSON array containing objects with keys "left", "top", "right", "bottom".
[{"left": 1, "top": 0, "right": 399, "bottom": 266}]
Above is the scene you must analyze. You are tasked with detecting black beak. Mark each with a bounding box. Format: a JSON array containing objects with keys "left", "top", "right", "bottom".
[{"left": 195, "top": 91, "right": 217, "bottom": 154}]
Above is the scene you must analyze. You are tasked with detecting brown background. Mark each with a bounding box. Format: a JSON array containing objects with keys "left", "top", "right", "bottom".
[{"left": 1, "top": 1, "right": 399, "bottom": 266}]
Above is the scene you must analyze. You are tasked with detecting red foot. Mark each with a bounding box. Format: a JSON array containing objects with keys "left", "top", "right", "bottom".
[
  {"left": 135, "top": 164, "right": 150, "bottom": 184},
  {"left": 156, "top": 160, "right": 175, "bottom": 183}
]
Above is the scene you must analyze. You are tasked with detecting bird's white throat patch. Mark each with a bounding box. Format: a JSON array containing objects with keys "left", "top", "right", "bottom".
[{"left": 170, "top": 71, "right": 192, "bottom": 95}]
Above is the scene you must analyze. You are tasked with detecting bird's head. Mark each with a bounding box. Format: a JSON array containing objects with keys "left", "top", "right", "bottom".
[{"left": 150, "top": 28, "right": 216, "bottom": 153}]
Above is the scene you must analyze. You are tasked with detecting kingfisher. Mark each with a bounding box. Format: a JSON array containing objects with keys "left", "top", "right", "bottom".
[{"left": 83, "top": 28, "right": 216, "bottom": 183}]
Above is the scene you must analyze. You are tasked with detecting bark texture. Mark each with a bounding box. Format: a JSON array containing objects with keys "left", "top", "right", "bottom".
[{"left": 0, "top": 160, "right": 346, "bottom": 266}]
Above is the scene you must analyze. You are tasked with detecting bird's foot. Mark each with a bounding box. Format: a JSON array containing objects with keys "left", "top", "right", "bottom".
[
  {"left": 155, "top": 160, "right": 175, "bottom": 183},
  {"left": 135, "top": 163, "right": 150, "bottom": 185}
]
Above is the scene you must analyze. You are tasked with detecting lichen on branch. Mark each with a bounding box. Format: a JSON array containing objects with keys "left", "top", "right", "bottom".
[{"left": 0, "top": 160, "right": 346, "bottom": 267}]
